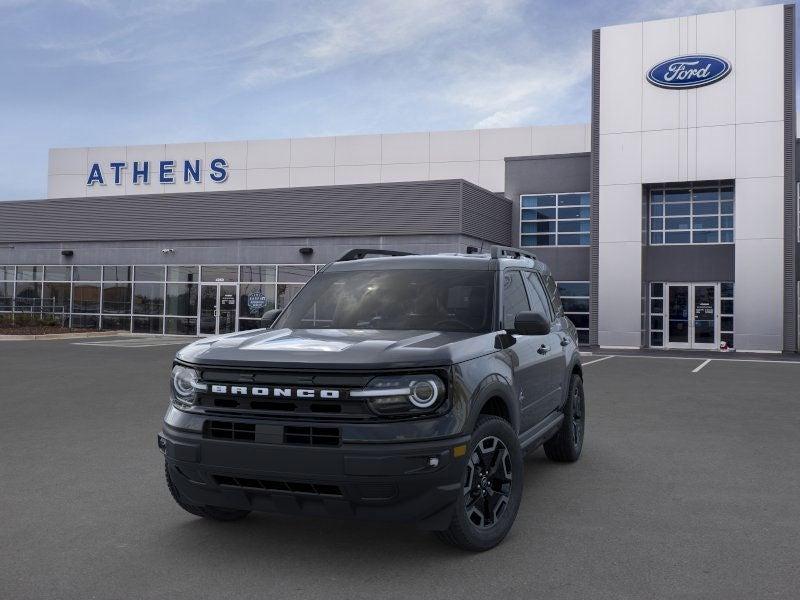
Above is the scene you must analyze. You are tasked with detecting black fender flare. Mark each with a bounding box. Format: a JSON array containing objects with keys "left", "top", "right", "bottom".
[{"left": 465, "top": 373, "right": 519, "bottom": 433}]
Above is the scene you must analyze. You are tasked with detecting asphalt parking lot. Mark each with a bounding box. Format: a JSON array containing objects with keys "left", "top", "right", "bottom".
[{"left": 1, "top": 339, "right": 799, "bottom": 600}]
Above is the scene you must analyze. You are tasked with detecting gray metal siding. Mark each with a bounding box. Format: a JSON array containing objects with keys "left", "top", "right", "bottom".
[
  {"left": 461, "top": 181, "right": 512, "bottom": 245},
  {"left": 590, "top": 28, "right": 601, "bottom": 347},
  {"left": 643, "top": 245, "right": 735, "bottom": 282},
  {"left": 531, "top": 248, "right": 591, "bottom": 281},
  {"left": 0, "top": 180, "right": 505, "bottom": 245},
  {"left": 784, "top": 4, "right": 798, "bottom": 351}
]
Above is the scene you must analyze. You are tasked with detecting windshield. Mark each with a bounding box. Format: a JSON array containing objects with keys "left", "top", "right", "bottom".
[{"left": 274, "top": 269, "right": 495, "bottom": 333}]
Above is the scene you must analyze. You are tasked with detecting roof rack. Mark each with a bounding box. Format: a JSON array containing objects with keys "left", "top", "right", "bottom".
[
  {"left": 489, "top": 245, "right": 537, "bottom": 261},
  {"left": 337, "top": 248, "right": 416, "bottom": 262}
]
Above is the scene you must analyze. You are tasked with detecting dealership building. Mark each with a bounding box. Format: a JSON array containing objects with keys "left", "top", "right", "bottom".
[{"left": 1, "top": 2, "right": 798, "bottom": 353}]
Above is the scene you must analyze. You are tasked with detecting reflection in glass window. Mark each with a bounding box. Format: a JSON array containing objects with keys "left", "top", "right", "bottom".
[
  {"left": 101, "top": 315, "right": 131, "bottom": 332},
  {"left": 557, "top": 281, "right": 590, "bottom": 345},
  {"left": 0, "top": 266, "right": 14, "bottom": 280},
  {"left": 0, "top": 282, "right": 13, "bottom": 310},
  {"left": 103, "top": 266, "right": 132, "bottom": 282},
  {"left": 165, "top": 317, "right": 197, "bottom": 335},
  {"left": 133, "top": 316, "right": 163, "bottom": 333},
  {"left": 102, "top": 283, "right": 132, "bottom": 314},
  {"left": 42, "top": 282, "right": 71, "bottom": 314},
  {"left": 72, "top": 266, "right": 102, "bottom": 281},
  {"left": 72, "top": 283, "right": 100, "bottom": 313},
  {"left": 502, "top": 271, "right": 531, "bottom": 329},
  {"left": 44, "top": 266, "right": 71, "bottom": 281},
  {"left": 133, "top": 283, "right": 165, "bottom": 315},
  {"left": 239, "top": 283, "right": 276, "bottom": 319},
  {"left": 277, "top": 265, "right": 316, "bottom": 283},
  {"left": 14, "top": 282, "right": 41, "bottom": 310},
  {"left": 201, "top": 266, "right": 238, "bottom": 283},
  {"left": 521, "top": 193, "right": 590, "bottom": 247},
  {"left": 277, "top": 283, "right": 304, "bottom": 309},
  {"left": 165, "top": 284, "right": 198, "bottom": 316},
  {"left": 649, "top": 185, "right": 734, "bottom": 245},
  {"left": 134, "top": 266, "right": 166, "bottom": 281},
  {"left": 167, "top": 266, "right": 199, "bottom": 283},
  {"left": 16, "top": 266, "right": 42, "bottom": 281},
  {"left": 72, "top": 314, "right": 100, "bottom": 329},
  {"left": 241, "top": 265, "right": 276, "bottom": 283}
]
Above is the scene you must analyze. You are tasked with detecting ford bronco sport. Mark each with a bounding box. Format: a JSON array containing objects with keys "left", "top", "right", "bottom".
[{"left": 159, "top": 246, "right": 585, "bottom": 551}]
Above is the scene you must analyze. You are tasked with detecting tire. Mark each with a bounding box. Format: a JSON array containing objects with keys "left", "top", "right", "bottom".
[
  {"left": 164, "top": 462, "right": 250, "bottom": 522},
  {"left": 543, "top": 373, "right": 585, "bottom": 463},
  {"left": 436, "top": 415, "right": 524, "bottom": 552}
]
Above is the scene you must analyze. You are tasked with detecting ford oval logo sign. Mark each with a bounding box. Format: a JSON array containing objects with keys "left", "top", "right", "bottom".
[{"left": 647, "top": 55, "right": 731, "bottom": 89}]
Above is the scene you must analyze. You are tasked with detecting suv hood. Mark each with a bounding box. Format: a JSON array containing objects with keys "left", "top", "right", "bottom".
[{"left": 176, "top": 328, "right": 496, "bottom": 370}]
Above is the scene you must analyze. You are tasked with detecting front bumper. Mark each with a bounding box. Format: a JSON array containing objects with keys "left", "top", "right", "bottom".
[{"left": 159, "top": 417, "right": 470, "bottom": 530}]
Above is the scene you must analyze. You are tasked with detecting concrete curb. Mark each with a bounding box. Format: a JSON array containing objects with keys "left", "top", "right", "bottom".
[{"left": 0, "top": 331, "right": 129, "bottom": 341}]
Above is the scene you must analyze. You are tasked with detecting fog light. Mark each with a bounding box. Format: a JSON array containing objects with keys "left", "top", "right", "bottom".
[{"left": 428, "top": 457, "right": 439, "bottom": 468}]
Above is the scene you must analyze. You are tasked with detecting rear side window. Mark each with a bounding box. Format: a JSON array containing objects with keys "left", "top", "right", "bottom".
[{"left": 502, "top": 271, "right": 530, "bottom": 329}]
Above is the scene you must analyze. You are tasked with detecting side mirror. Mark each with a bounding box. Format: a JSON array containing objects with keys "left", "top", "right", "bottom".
[
  {"left": 513, "top": 311, "right": 551, "bottom": 336},
  {"left": 260, "top": 308, "right": 282, "bottom": 328}
]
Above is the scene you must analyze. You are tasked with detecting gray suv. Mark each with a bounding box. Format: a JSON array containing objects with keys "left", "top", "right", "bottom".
[{"left": 159, "top": 246, "right": 585, "bottom": 551}]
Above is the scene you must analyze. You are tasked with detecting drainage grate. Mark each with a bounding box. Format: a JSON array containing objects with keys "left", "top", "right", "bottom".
[
  {"left": 213, "top": 475, "right": 343, "bottom": 497},
  {"left": 283, "top": 426, "right": 341, "bottom": 446}
]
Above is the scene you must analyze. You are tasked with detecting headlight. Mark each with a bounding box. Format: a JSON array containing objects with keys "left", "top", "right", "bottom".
[
  {"left": 351, "top": 374, "right": 446, "bottom": 416},
  {"left": 170, "top": 365, "right": 205, "bottom": 409}
]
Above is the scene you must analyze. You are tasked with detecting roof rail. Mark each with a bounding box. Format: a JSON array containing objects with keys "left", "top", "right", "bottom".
[
  {"left": 489, "top": 245, "right": 537, "bottom": 261},
  {"left": 337, "top": 248, "right": 415, "bottom": 262}
]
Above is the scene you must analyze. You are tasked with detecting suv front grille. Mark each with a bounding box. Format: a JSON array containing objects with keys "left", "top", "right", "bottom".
[
  {"left": 213, "top": 475, "right": 343, "bottom": 497},
  {"left": 196, "top": 369, "right": 374, "bottom": 421},
  {"left": 283, "top": 426, "right": 341, "bottom": 446},
  {"left": 204, "top": 420, "right": 341, "bottom": 447},
  {"left": 206, "top": 420, "right": 255, "bottom": 441}
]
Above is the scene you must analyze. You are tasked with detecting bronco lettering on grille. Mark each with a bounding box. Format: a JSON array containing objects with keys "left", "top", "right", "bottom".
[{"left": 209, "top": 385, "right": 341, "bottom": 399}]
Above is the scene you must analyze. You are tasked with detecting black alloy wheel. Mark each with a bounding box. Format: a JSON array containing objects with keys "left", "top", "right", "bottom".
[{"left": 464, "top": 436, "right": 513, "bottom": 529}]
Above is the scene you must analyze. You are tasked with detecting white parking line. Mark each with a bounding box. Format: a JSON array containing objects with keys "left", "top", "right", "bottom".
[
  {"left": 692, "top": 359, "right": 711, "bottom": 373},
  {"left": 589, "top": 354, "right": 800, "bottom": 366},
  {"left": 582, "top": 355, "right": 615, "bottom": 366},
  {"left": 73, "top": 338, "right": 191, "bottom": 348}
]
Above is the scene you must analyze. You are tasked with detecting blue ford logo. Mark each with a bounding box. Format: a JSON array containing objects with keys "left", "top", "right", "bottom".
[{"left": 647, "top": 55, "right": 731, "bottom": 89}]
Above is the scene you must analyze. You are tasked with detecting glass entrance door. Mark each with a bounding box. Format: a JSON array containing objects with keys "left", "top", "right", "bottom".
[
  {"left": 667, "top": 284, "right": 691, "bottom": 349},
  {"left": 692, "top": 285, "right": 717, "bottom": 349},
  {"left": 665, "top": 283, "right": 718, "bottom": 349},
  {"left": 199, "top": 285, "right": 237, "bottom": 335}
]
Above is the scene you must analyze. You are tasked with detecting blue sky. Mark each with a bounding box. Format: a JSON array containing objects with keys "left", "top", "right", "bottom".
[{"left": 0, "top": 0, "right": 780, "bottom": 200}]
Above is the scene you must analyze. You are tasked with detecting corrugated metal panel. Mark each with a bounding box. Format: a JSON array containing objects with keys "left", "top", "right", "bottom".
[
  {"left": 460, "top": 181, "right": 512, "bottom": 245},
  {"left": 589, "top": 29, "right": 601, "bottom": 348},
  {"left": 784, "top": 4, "right": 797, "bottom": 352},
  {"left": 0, "top": 180, "right": 487, "bottom": 244}
]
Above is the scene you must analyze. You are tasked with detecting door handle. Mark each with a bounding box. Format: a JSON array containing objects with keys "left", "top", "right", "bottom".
[{"left": 538, "top": 344, "right": 550, "bottom": 355}]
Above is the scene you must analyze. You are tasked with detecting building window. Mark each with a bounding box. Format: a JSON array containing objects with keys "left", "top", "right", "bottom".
[
  {"left": 720, "top": 282, "right": 734, "bottom": 349},
  {"left": 0, "top": 263, "right": 322, "bottom": 334},
  {"left": 521, "top": 193, "right": 590, "bottom": 247},
  {"left": 649, "top": 282, "right": 664, "bottom": 347},
  {"left": 649, "top": 184, "right": 734, "bottom": 245},
  {"left": 557, "top": 281, "right": 590, "bottom": 345}
]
